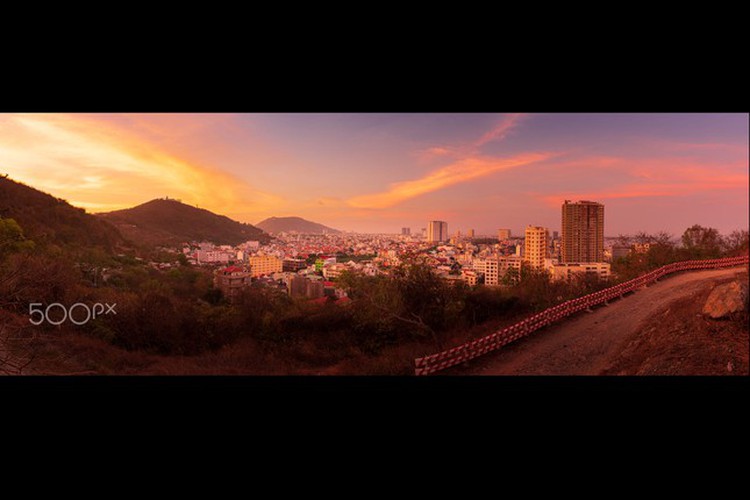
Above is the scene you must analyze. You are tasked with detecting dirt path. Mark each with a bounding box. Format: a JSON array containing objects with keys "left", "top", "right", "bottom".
[{"left": 457, "top": 267, "right": 746, "bottom": 375}]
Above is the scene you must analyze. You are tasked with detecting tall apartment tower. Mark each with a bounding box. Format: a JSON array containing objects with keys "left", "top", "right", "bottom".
[
  {"left": 467, "top": 229, "right": 475, "bottom": 238},
  {"left": 427, "top": 221, "right": 448, "bottom": 242},
  {"left": 401, "top": 227, "right": 411, "bottom": 236},
  {"left": 561, "top": 200, "right": 604, "bottom": 263},
  {"left": 498, "top": 228, "right": 511, "bottom": 241},
  {"left": 524, "top": 225, "right": 549, "bottom": 270}
]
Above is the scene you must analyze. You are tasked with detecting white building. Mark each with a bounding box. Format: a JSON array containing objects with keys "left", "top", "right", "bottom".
[
  {"left": 549, "top": 262, "right": 611, "bottom": 281},
  {"left": 461, "top": 270, "right": 484, "bottom": 286},
  {"left": 197, "top": 249, "right": 232, "bottom": 264},
  {"left": 474, "top": 256, "right": 523, "bottom": 286},
  {"left": 322, "top": 263, "right": 349, "bottom": 280}
]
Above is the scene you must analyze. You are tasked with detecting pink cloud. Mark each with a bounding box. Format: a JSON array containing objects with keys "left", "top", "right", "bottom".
[
  {"left": 643, "top": 138, "right": 748, "bottom": 154},
  {"left": 417, "top": 113, "right": 528, "bottom": 163},
  {"left": 534, "top": 147, "right": 748, "bottom": 207},
  {"left": 474, "top": 113, "right": 526, "bottom": 148},
  {"left": 540, "top": 174, "right": 748, "bottom": 206}
]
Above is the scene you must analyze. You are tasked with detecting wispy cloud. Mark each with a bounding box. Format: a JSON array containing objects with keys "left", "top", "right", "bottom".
[
  {"left": 473, "top": 113, "right": 526, "bottom": 148},
  {"left": 352, "top": 114, "right": 539, "bottom": 209},
  {"left": 417, "top": 113, "right": 527, "bottom": 162},
  {"left": 349, "top": 152, "right": 553, "bottom": 209}
]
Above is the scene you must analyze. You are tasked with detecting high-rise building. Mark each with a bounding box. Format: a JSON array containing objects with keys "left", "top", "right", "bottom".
[
  {"left": 561, "top": 200, "right": 604, "bottom": 263},
  {"left": 498, "top": 228, "right": 511, "bottom": 241},
  {"left": 401, "top": 227, "right": 411, "bottom": 236},
  {"left": 467, "top": 229, "right": 475, "bottom": 238},
  {"left": 552, "top": 231, "right": 559, "bottom": 240},
  {"left": 524, "top": 225, "right": 549, "bottom": 270},
  {"left": 427, "top": 221, "right": 448, "bottom": 243}
]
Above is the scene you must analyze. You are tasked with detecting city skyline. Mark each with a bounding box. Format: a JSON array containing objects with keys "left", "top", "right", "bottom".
[{"left": 0, "top": 113, "right": 747, "bottom": 236}]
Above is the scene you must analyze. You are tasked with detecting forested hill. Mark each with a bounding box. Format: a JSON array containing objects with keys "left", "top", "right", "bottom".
[
  {"left": 98, "top": 198, "right": 271, "bottom": 247},
  {"left": 256, "top": 216, "right": 340, "bottom": 234},
  {"left": 0, "top": 176, "right": 124, "bottom": 251}
]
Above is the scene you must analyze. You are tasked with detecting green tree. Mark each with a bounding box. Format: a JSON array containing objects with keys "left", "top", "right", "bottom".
[
  {"left": 464, "top": 286, "right": 518, "bottom": 326},
  {"left": 234, "top": 284, "right": 293, "bottom": 339},
  {"left": 177, "top": 253, "right": 189, "bottom": 266},
  {"left": 611, "top": 231, "right": 677, "bottom": 280},
  {"left": 0, "top": 217, "right": 35, "bottom": 259},
  {"left": 680, "top": 225, "right": 722, "bottom": 259},
  {"left": 338, "top": 259, "right": 470, "bottom": 349}
]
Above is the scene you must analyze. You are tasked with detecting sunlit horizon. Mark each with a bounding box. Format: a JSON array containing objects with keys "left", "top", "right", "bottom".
[{"left": 0, "top": 113, "right": 747, "bottom": 236}]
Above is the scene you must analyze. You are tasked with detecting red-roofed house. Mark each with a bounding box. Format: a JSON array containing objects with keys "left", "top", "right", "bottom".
[{"left": 213, "top": 266, "right": 251, "bottom": 302}]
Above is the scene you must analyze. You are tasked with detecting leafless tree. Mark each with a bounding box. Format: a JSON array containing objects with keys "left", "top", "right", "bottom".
[
  {"left": 722, "top": 229, "right": 749, "bottom": 255},
  {"left": 654, "top": 231, "right": 675, "bottom": 246},
  {"left": 614, "top": 234, "right": 632, "bottom": 247}
]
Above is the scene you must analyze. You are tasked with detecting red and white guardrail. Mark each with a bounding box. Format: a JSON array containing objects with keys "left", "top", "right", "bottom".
[{"left": 414, "top": 255, "right": 749, "bottom": 375}]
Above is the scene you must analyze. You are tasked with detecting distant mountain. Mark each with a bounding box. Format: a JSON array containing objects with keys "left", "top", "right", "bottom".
[
  {"left": 98, "top": 198, "right": 271, "bottom": 247},
  {"left": 0, "top": 176, "right": 125, "bottom": 251},
  {"left": 256, "top": 216, "right": 341, "bottom": 235}
]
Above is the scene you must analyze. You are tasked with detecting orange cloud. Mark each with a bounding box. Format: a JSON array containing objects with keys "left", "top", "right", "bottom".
[
  {"left": 0, "top": 114, "right": 283, "bottom": 218},
  {"left": 348, "top": 152, "right": 553, "bottom": 209}
]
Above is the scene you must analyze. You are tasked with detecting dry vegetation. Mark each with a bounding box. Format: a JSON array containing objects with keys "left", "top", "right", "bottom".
[{"left": 600, "top": 272, "right": 748, "bottom": 375}]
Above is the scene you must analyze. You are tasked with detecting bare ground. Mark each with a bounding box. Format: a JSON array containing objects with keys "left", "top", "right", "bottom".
[{"left": 454, "top": 267, "right": 749, "bottom": 376}]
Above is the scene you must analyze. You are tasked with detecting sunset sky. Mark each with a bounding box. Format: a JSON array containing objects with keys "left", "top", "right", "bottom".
[{"left": 0, "top": 113, "right": 747, "bottom": 236}]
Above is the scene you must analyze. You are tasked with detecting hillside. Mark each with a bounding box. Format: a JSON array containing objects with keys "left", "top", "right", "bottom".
[
  {"left": 0, "top": 177, "right": 124, "bottom": 251},
  {"left": 256, "top": 216, "right": 340, "bottom": 234},
  {"left": 597, "top": 272, "right": 748, "bottom": 375},
  {"left": 98, "top": 198, "right": 270, "bottom": 247},
  {"left": 459, "top": 267, "right": 748, "bottom": 376}
]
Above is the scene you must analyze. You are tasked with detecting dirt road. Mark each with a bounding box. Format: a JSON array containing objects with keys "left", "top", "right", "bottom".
[{"left": 458, "top": 267, "right": 747, "bottom": 375}]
